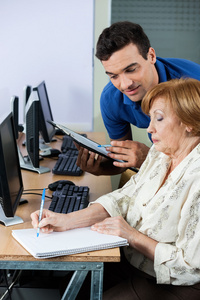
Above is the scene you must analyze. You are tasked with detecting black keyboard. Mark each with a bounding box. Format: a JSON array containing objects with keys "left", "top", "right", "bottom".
[
  {"left": 61, "top": 135, "right": 77, "bottom": 153},
  {"left": 52, "top": 153, "right": 82, "bottom": 176},
  {"left": 49, "top": 183, "right": 89, "bottom": 214},
  {"left": 61, "top": 134, "right": 87, "bottom": 153},
  {"left": 64, "top": 148, "right": 79, "bottom": 157},
  {"left": 52, "top": 135, "right": 87, "bottom": 176}
]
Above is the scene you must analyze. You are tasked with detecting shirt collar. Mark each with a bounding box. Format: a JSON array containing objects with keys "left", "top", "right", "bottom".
[
  {"left": 123, "top": 94, "right": 142, "bottom": 109},
  {"left": 155, "top": 58, "right": 168, "bottom": 83},
  {"left": 165, "top": 143, "right": 200, "bottom": 184}
]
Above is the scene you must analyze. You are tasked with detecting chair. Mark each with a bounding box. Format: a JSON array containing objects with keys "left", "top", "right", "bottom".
[{"left": 118, "top": 169, "right": 137, "bottom": 188}]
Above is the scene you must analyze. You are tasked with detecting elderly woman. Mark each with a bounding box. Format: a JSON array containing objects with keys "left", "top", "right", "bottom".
[{"left": 31, "top": 78, "right": 200, "bottom": 299}]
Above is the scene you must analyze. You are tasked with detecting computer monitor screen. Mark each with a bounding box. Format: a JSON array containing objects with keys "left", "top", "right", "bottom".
[
  {"left": 25, "top": 90, "right": 40, "bottom": 168},
  {"left": 33, "top": 81, "right": 56, "bottom": 143},
  {"left": 10, "top": 95, "right": 19, "bottom": 139},
  {"left": 0, "top": 112, "right": 24, "bottom": 219}
]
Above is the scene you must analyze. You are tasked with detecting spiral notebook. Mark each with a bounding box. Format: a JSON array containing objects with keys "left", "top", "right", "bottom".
[{"left": 12, "top": 226, "right": 128, "bottom": 259}]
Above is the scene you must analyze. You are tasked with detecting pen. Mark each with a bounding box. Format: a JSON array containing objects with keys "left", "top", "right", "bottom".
[
  {"left": 98, "top": 144, "right": 112, "bottom": 148},
  {"left": 37, "top": 188, "right": 46, "bottom": 237}
]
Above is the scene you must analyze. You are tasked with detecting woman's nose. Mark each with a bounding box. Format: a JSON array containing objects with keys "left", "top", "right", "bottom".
[{"left": 147, "top": 121, "right": 154, "bottom": 134}]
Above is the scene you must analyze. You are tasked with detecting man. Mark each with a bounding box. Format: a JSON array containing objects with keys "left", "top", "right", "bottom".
[{"left": 76, "top": 21, "right": 200, "bottom": 176}]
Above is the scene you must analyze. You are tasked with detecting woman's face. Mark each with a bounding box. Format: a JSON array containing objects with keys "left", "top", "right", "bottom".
[{"left": 147, "top": 97, "right": 190, "bottom": 157}]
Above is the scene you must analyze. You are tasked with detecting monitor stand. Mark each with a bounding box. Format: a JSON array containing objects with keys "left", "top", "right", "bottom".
[
  {"left": 18, "top": 146, "right": 50, "bottom": 174},
  {"left": 22, "top": 138, "right": 53, "bottom": 151},
  {"left": 39, "top": 139, "right": 52, "bottom": 151},
  {"left": 0, "top": 205, "right": 23, "bottom": 226}
]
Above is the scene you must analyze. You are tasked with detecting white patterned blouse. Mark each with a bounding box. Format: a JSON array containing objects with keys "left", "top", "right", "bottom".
[{"left": 92, "top": 144, "right": 200, "bottom": 286}]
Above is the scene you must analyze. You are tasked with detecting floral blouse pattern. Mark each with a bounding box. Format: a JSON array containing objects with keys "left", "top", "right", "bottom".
[{"left": 93, "top": 144, "right": 200, "bottom": 285}]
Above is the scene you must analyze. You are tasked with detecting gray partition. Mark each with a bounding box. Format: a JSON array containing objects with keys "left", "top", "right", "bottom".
[{"left": 111, "top": 0, "right": 200, "bottom": 63}]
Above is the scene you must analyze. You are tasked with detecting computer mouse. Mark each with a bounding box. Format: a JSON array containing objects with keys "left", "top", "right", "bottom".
[
  {"left": 40, "top": 148, "right": 61, "bottom": 158},
  {"left": 48, "top": 180, "right": 75, "bottom": 191}
]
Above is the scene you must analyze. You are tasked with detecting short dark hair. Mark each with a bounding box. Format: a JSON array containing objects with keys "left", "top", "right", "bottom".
[{"left": 96, "top": 21, "right": 151, "bottom": 61}]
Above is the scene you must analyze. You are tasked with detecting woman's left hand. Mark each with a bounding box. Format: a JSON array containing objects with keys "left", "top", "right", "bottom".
[
  {"left": 91, "top": 216, "right": 158, "bottom": 261},
  {"left": 91, "top": 216, "right": 137, "bottom": 244}
]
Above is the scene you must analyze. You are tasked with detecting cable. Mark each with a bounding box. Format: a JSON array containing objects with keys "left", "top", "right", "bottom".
[
  {"left": 23, "top": 188, "right": 49, "bottom": 192},
  {"left": 1, "top": 270, "right": 12, "bottom": 300},
  {"left": 22, "top": 188, "right": 52, "bottom": 199},
  {"left": 0, "top": 270, "right": 22, "bottom": 300},
  {"left": 22, "top": 192, "right": 52, "bottom": 200}
]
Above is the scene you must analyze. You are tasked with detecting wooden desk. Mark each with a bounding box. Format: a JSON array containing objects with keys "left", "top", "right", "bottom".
[{"left": 0, "top": 132, "right": 120, "bottom": 300}]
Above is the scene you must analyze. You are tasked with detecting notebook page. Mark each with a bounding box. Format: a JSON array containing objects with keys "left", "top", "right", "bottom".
[{"left": 12, "top": 226, "right": 128, "bottom": 259}]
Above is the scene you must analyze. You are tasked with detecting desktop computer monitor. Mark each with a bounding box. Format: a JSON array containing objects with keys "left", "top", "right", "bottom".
[
  {"left": 25, "top": 90, "right": 40, "bottom": 168},
  {"left": 23, "top": 85, "right": 32, "bottom": 125},
  {"left": 0, "top": 112, "right": 24, "bottom": 226},
  {"left": 19, "top": 90, "right": 50, "bottom": 174},
  {"left": 33, "top": 81, "right": 56, "bottom": 143},
  {"left": 10, "top": 95, "right": 19, "bottom": 139}
]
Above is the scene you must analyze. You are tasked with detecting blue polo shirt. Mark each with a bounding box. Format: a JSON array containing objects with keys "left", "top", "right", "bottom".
[{"left": 100, "top": 57, "right": 200, "bottom": 140}]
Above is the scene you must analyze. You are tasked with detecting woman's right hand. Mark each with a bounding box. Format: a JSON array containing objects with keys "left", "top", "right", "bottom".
[{"left": 31, "top": 209, "right": 68, "bottom": 233}]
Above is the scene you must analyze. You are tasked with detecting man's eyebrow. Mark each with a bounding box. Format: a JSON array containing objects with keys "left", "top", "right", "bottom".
[
  {"left": 105, "top": 71, "right": 115, "bottom": 76},
  {"left": 123, "top": 63, "right": 138, "bottom": 71},
  {"left": 105, "top": 62, "right": 138, "bottom": 75}
]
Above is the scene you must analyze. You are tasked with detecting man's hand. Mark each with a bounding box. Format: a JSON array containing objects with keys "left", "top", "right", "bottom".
[
  {"left": 107, "top": 140, "right": 150, "bottom": 168},
  {"left": 76, "top": 146, "right": 103, "bottom": 175},
  {"left": 75, "top": 139, "right": 150, "bottom": 175}
]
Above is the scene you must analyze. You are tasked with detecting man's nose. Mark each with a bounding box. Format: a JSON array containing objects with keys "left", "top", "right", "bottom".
[{"left": 120, "top": 74, "right": 133, "bottom": 91}]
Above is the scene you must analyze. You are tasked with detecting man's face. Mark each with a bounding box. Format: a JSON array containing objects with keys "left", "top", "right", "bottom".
[{"left": 102, "top": 43, "right": 158, "bottom": 102}]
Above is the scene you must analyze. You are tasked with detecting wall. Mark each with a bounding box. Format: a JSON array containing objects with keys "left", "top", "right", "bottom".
[
  {"left": 0, "top": 0, "right": 94, "bottom": 131},
  {"left": 93, "top": 0, "right": 111, "bottom": 137},
  {"left": 112, "top": 0, "right": 200, "bottom": 64},
  {"left": 94, "top": 0, "right": 122, "bottom": 190}
]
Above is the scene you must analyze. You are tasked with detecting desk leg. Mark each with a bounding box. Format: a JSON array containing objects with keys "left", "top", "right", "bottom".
[
  {"left": 90, "top": 269, "right": 103, "bottom": 300},
  {"left": 61, "top": 262, "right": 104, "bottom": 300},
  {"left": 0, "top": 261, "right": 104, "bottom": 300},
  {"left": 61, "top": 270, "right": 88, "bottom": 300}
]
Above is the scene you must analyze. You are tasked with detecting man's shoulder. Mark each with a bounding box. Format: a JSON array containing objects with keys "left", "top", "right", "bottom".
[
  {"left": 101, "top": 81, "right": 123, "bottom": 103},
  {"left": 156, "top": 57, "right": 200, "bottom": 80},
  {"left": 102, "top": 80, "right": 119, "bottom": 94},
  {"left": 157, "top": 57, "right": 200, "bottom": 67}
]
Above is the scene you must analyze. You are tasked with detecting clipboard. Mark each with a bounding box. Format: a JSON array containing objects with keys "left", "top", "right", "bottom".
[{"left": 48, "top": 120, "right": 138, "bottom": 173}]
